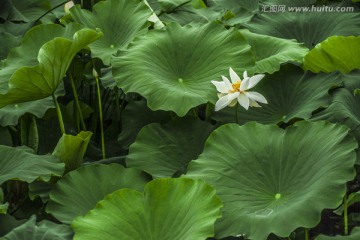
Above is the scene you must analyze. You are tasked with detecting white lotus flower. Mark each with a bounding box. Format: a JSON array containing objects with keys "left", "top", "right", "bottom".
[{"left": 211, "top": 67, "right": 268, "bottom": 111}]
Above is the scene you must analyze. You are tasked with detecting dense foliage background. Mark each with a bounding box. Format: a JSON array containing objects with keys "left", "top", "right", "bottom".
[{"left": 0, "top": 0, "right": 360, "bottom": 239}]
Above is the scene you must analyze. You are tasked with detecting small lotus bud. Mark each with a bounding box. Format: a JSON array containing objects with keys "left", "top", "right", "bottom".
[{"left": 64, "top": 1, "right": 75, "bottom": 13}]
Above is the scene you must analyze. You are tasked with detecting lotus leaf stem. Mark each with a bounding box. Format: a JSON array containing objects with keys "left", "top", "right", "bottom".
[
  {"left": 69, "top": 74, "right": 86, "bottom": 131},
  {"left": 94, "top": 70, "right": 106, "bottom": 159},
  {"left": 304, "top": 228, "right": 309, "bottom": 240},
  {"left": 52, "top": 94, "right": 65, "bottom": 135},
  {"left": 344, "top": 194, "right": 348, "bottom": 235}
]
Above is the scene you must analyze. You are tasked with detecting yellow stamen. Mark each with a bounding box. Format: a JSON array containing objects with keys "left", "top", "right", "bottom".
[{"left": 230, "top": 81, "right": 241, "bottom": 93}]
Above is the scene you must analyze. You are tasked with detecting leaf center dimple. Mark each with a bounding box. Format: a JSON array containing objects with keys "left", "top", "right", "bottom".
[{"left": 275, "top": 193, "right": 281, "bottom": 200}]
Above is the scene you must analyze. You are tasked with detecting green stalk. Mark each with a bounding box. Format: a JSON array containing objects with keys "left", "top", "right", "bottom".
[
  {"left": 94, "top": 70, "right": 106, "bottom": 159},
  {"left": 52, "top": 94, "right": 65, "bottom": 135},
  {"left": 304, "top": 228, "right": 309, "bottom": 240},
  {"left": 344, "top": 194, "right": 349, "bottom": 235},
  {"left": 69, "top": 74, "right": 86, "bottom": 131}
]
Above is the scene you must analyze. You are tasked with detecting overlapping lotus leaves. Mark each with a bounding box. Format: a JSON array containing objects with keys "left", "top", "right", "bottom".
[
  {"left": 126, "top": 117, "right": 213, "bottom": 178},
  {"left": 69, "top": 0, "right": 152, "bottom": 65},
  {"left": 0, "top": 145, "right": 64, "bottom": 185},
  {"left": 46, "top": 164, "right": 149, "bottom": 224},
  {"left": 185, "top": 121, "right": 357, "bottom": 239},
  {"left": 0, "top": 23, "right": 82, "bottom": 93},
  {"left": 52, "top": 131, "right": 92, "bottom": 172},
  {"left": 72, "top": 178, "right": 222, "bottom": 240},
  {"left": 0, "top": 24, "right": 102, "bottom": 108},
  {"left": 112, "top": 22, "right": 254, "bottom": 116},
  {"left": 117, "top": 101, "right": 171, "bottom": 149},
  {"left": 213, "top": 64, "right": 342, "bottom": 124},
  {"left": 1, "top": 215, "right": 73, "bottom": 240},
  {"left": 316, "top": 227, "right": 360, "bottom": 239},
  {"left": 311, "top": 71, "right": 360, "bottom": 164},
  {"left": 242, "top": 12, "right": 360, "bottom": 48},
  {"left": 240, "top": 30, "right": 309, "bottom": 73},
  {"left": 303, "top": 36, "right": 360, "bottom": 73}
]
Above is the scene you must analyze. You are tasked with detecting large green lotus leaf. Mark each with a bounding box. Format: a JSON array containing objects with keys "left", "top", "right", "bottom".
[
  {"left": 213, "top": 64, "right": 342, "bottom": 124},
  {"left": 311, "top": 71, "right": 360, "bottom": 164},
  {"left": 1, "top": 215, "right": 73, "bottom": 240},
  {"left": 72, "top": 178, "right": 222, "bottom": 240},
  {"left": 52, "top": 131, "right": 92, "bottom": 171},
  {"left": 0, "top": 145, "right": 64, "bottom": 184},
  {"left": 185, "top": 121, "right": 357, "bottom": 239},
  {"left": 70, "top": 0, "right": 151, "bottom": 65},
  {"left": 117, "top": 101, "right": 171, "bottom": 149},
  {"left": 0, "top": 23, "right": 83, "bottom": 93},
  {"left": 303, "top": 36, "right": 360, "bottom": 73},
  {"left": 126, "top": 117, "right": 213, "bottom": 178},
  {"left": 242, "top": 12, "right": 360, "bottom": 48},
  {"left": 0, "top": 84, "right": 65, "bottom": 126},
  {"left": 316, "top": 227, "right": 360, "bottom": 240},
  {"left": 46, "top": 163, "right": 149, "bottom": 224},
  {"left": 0, "top": 98, "right": 53, "bottom": 126},
  {"left": 240, "top": 29, "right": 309, "bottom": 74},
  {"left": 0, "top": 25, "right": 102, "bottom": 108},
  {"left": 112, "top": 22, "right": 254, "bottom": 116}
]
